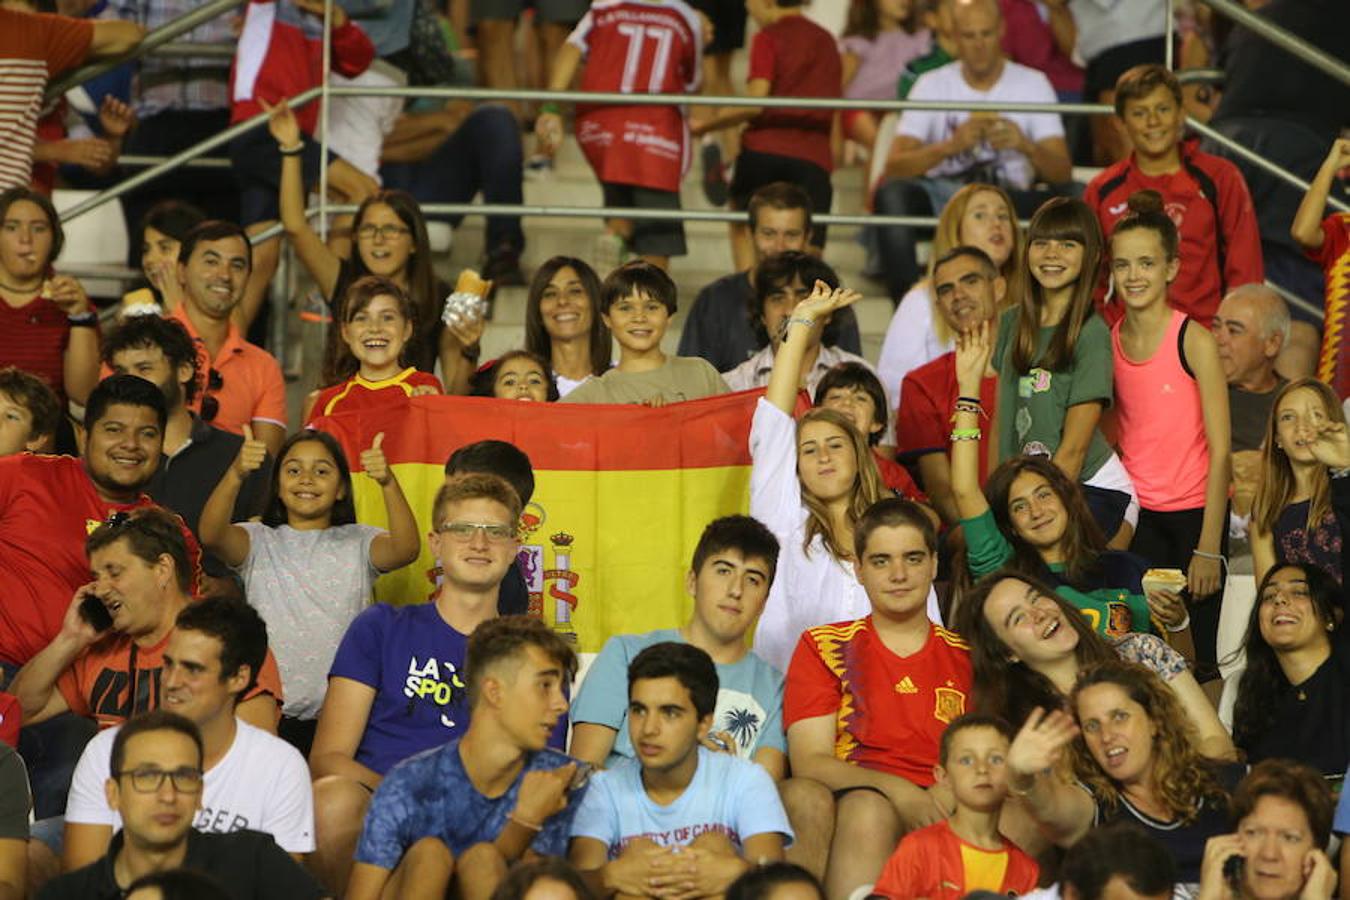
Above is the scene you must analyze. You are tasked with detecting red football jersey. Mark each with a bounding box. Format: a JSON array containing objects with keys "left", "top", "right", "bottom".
[
  {"left": 1312, "top": 213, "right": 1350, "bottom": 397},
  {"left": 569, "top": 0, "right": 702, "bottom": 192},
  {"left": 874, "top": 820, "right": 1040, "bottom": 900},
  {"left": 306, "top": 368, "right": 443, "bottom": 425},
  {"left": 897, "top": 353, "right": 999, "bottom": 485},
  {"left": 0, "top": 455, "right": 201, "bottom": 666},
  {"left": 785, "top": 617, "right": 972, "bottom": 787}
]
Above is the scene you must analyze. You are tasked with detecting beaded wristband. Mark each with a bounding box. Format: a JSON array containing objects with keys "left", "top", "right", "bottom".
[{"left": 950, "top": 428, "right": 982, "bottom": 441}]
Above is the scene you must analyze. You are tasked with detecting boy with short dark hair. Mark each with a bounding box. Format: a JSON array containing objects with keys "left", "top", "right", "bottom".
[
  {"left": 871, "top": 713, "right": 1038, "bottom": 900},
  {"left": 346, "top": 615, "right": 584, "bottom": 900},
  {"left": 570, "top": 515, "right": 785, "bottom": 773},
  {"left": 563, "top": 262, "right": 728, "bottom": 405},
  {"left": 0, "top": 366, "right": 59, "bottom": 455},
  {"left": 568, "top": 642, "right": 792, "bottom": 897}
]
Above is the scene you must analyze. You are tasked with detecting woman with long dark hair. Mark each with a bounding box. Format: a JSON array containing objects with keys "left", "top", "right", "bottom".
[
  {"left": 954, "top": 569, "right": 1231, "bottom": 759},
  {"left": 523, "top": 256, "right": 611, "bottom": 397},
  {"left": 1231, "top": 563, "right": 1349, "bottom": 776}
]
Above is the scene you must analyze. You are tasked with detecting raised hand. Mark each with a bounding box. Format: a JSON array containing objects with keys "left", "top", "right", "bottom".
[
  {"left": 795, "top": 279, "right": 862, "bottom": 323},
  {"left": 98, "top": 96, "right": 136, "bottom": 140},
  {"left": 261, "top": 97, "right": 302, "bottom": 148},
  {"left": 1299, "top": 848, "right": 1336, "bottom": 900},
  {"left": 1325, "top": 137, "right": 1350, "bottom": 172},
  {"left": 234, "top": 424, "right": 268, "bottom": 478},
  {"left": 360, "top": 432, "right": 392, "bottom": 486},
  {"left": 954, "top": 319, "right": 993, "bottom": 396},
  {"left": 1307, "top": 421, "right": 1350, "bottom": 470},
  {"left": 1197, "top": 833, "right": 1243, "bottom": 900},
  {"left": 44, "top": 275, "right": 92, "bottom": 315},
  {"left": 1008, "top": 707, "right": 1078, "bottom": 778}
]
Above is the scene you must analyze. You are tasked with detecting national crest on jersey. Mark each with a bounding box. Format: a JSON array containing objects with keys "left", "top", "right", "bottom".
[{"left": 567, "top": 0, "right": 703, "bottom": 192}]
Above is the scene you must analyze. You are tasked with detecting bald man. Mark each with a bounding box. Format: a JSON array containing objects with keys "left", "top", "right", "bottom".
[
  {"left": 872, "top": 0, "right": 1073, "bottom": 300},
  {"left": 1212, "top": 284, "right": 1289, "bottom": 516}
]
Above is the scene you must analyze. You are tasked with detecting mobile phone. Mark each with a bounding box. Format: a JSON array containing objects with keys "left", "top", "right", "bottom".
[
  {"left": 1223, "top": 854, "right": 1245, "bottom": 890},
  {"left": 79, "top": 595, "right": 114, "bottom": 633}
]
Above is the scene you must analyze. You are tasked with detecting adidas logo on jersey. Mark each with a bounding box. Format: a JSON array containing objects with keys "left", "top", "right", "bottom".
[{"left": 894, "top": 676, "right": 917, "bottom": 694}]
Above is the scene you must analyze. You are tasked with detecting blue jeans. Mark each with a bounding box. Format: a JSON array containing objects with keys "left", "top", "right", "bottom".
[{"left": 381, "top": 104, "right": 525, "bottom": 253}]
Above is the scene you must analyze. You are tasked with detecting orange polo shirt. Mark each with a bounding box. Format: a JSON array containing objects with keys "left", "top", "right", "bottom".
[{"left": 169, "top": 306, "right": 287, "bottom": 436}]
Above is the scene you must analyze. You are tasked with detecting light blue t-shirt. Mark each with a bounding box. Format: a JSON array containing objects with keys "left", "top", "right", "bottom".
[
  {"left": 569, "top": 748, "right": 793, "bottom": 858},
  {"left": 570, "top": 630, "right": 786, "bottom": 767}
]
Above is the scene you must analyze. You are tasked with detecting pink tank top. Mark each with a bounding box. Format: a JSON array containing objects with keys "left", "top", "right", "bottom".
[{"left": 1111, "top": 308, "right": 1210, "bottom": 511}]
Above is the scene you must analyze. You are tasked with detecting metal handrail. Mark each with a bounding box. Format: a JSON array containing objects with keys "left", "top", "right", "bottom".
[
  {"left": 58, "top": 87, "right": 321, "bottom": 224},
  {"left": 150, "top": 42, "right": 236, "bottom": 59},
  {"left": 118, "top": 154, "right": 233, "bottom": 169},
  {"left": 1196, "top": 0, "right": 1350, "bottom": 88},
  {"left": 45, "top": 0, "right": 245, "bottom": 101},
  {"left": 1187, "top": 118, "right": 1350, "bottom": 214}
]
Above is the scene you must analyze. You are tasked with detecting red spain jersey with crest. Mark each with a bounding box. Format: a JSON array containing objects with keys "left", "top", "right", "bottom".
[
  {"left": 567, "top": 0, "right": 702, "bottom": 192},
  {"left": 785, "top": 617, "right": 972, "bottom": 786}
]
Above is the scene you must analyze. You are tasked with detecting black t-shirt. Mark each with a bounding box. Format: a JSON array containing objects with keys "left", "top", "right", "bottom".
[
  {"left": 1096, "top": 763, "right": 1243, "bottom": 887},
  {"left": 1215, "top": 0, "right": 1350, "bottom": 142},
  {"left": 677, "top": 270, "right": 864, "bottom": 373},
  {"left": 1241, "top": 645, "right": 1350, "bottom": 777},
  {"left": 37, "top": 829, "right": 325, "bottom": 900},
  {"left": 148, "top": 416, "right": 268, "bottom": 581},
  {"left": 1229, "top": 381, "right": 1283, "bottom": 453}
]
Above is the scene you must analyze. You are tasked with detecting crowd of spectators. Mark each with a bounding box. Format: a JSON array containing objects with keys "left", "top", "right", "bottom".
[{"left": 0, "top": 0, "right": 1347, "bottom": 898}]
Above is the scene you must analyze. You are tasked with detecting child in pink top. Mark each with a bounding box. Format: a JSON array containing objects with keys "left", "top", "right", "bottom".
[{"left": 1109, "top": 190, "right": 1230, "bottom": 672}]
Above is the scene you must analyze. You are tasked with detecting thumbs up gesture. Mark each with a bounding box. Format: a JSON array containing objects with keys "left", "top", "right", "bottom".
[
  {"left": 360, "top": 432, "right": 392, "bottom": 486},
  {"left": 234, "top": 425, "right": 268, "bottom": 478}
]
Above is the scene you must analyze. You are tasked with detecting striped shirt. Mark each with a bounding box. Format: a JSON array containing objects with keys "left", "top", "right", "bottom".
[
  {"left": 0, "top": 9, "right": 92, "bottom": 189},
  {"left": 114, "top": 0, "right": 236, "bottom": 116}
]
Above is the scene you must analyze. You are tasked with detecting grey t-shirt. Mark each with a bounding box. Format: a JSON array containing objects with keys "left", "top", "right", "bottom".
[
  {"left": 561, "top": 356, "right": 729, "bottom": 404},
  {"left": 238, "top": 523, "right": 381, "bottom": 719}
]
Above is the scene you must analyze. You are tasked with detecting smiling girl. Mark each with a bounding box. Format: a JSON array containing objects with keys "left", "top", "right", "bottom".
[
  {"left": 1249, "top": 379, "right": 1350, "bottom": 588},
  {"left": 303, "top": 277, "right": 442, "bottom": 424},
  {"left": 472, "top": 349, "right": 559, "bottom": 402},
  {"left": 749, "top": 280, "right": 939, "bottom": 671},
  {"left": 1109, "top": 190, "right": 1230, "bottom": 669},
  {"left": 199, "top": 428, "right": 420, "bottom": 753},
  {"left": 993, "top": 198, "right": 1136, "bottom": 543}
]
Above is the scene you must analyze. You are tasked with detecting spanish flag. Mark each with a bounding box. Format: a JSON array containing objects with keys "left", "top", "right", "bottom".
[{"left": 312, "top": 392, "right": 759, "bottom": 652}]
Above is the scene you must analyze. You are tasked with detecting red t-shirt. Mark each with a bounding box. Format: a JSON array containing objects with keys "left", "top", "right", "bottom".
[
  {"left": 742, "top": 14, "right": 841, "bottom": 173},
  {"left": 0, "top": 455, "right": 200, "bottom": 666},
  {"left": 1312, "top": 213, "right": 1350, "bottom": 397},
  {"left": 570, "top": 0, "right": 702, "bottom": 192},
  {"left": 1085, "top": 140, "right": 1263, "bottom": 326},
  {"left": 873, "top": 452, "right": 924, "bottom": 500},
  {"left": 897, "top": 352, "right": 998, "bottom": 486},
  {"left": 0, "top": 8, "right": 92, "bottom": 189},
  {"left": 785, "top": 617, "right": 972, "bottom": 786},
  {"left": 0, "top": 293, "right": 69, "bottom": 397},
  {"left": 57, "top": 623, "right": 284, "bottom": 729},
  {"left": 306, "top": 368, "right": 443, "bottom": 424},
  {"left": 874, "top": 819, "right": 1040, "bottom": 900}
]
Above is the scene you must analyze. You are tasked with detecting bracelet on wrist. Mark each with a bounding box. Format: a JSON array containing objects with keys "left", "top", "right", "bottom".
[
  {"left": 1165, "top": 612, "right": 1192, "bottom": 633},
  {"left": 950, "top": 427, "right": 982, "bottom": 442},
  {"left": 508, "top": 813, "right": 542, "bottom": 832},
  {"left": 67, "top": 310, "right": 98, "bottom": 327},
  {"left": 540, "top": 101, "right": 562, "bottom": 116},
  {"left": 278, "top": 141, "right": 305, "bottom": 156}
]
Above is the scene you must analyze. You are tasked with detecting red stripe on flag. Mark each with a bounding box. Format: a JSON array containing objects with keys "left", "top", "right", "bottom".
[{"left": 310, "top": 390, "right": 762, "bottom": 472}]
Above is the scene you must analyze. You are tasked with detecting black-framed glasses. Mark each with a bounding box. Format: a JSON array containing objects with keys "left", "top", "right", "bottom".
[
  {"left": 356, "top": 224, "right": 410, "bottom": 241},
  {"left": 114, "top": 766, "right": 204, "bottom": 794},
  {"left": 200, "top": 368, "right": 223, "bottom": 423},
  {"left": 437, "top": 521, "right": 517, "bottom": 543}
]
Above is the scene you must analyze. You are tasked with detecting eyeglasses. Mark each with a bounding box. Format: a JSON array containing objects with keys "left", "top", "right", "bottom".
[
  {"left": 357, "top": 224, "right": 410, "bottom": 241},
  {"left": 437, "top": 521, "right": 517, "bottom": 543},
  {"left": 200, "top": 368, "right": 223, "bottom": 423},
  {"left": 114, "top": 766, "right": 205, "bottom": 794}
]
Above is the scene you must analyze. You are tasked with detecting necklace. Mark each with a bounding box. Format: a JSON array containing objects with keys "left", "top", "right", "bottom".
[{"left": 0, "top": 277, "right": 40, "bottom": 295}]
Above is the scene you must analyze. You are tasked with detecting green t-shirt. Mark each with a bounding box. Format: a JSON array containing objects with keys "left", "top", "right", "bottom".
[
  {"left": 962, "top": 508, "right": 1152, "bottom": 638},
  {"left": 897, "top": 47, "right": 954, "bottom": 99},
  {"left": 991, "top": 306, "right": 1114, "bottom": 481}
]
